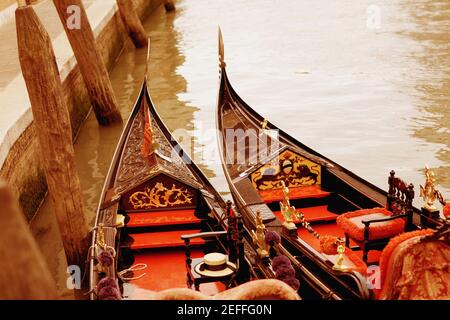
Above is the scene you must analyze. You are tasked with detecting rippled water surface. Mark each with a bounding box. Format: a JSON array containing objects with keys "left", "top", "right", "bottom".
[{"left": 32, "top": 0, "right": 449, "bottom": 295}]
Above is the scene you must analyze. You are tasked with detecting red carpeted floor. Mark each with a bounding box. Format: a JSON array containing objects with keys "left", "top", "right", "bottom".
[
  {"left": 259, "top": 185, "right": 330, "bottom": 203},
  {"left": 273, "top": 205, "right": 337, "bottom": 224},
  {"left": 126, "top": 249, "right": 226, "bottom": 295},
  {"left": 127, "top": 229, "right": 204, "bottom": 250},
  {"left": 127, "top": 209, "right": 201, "bottom": 228}
]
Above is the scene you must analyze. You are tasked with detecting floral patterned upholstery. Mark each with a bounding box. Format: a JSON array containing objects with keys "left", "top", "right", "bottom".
[{"left": 377, "top": 231, "right": 449, "bottom": 300}]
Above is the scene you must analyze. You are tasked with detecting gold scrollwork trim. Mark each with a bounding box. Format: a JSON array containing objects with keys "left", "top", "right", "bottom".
[{"left": 129, "top": 182, "right": 193, "bottom": 209}]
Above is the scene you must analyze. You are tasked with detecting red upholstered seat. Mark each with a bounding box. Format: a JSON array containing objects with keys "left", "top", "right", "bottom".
[
  {"left": 258, "top": 185, "right": 330, "bottom": 204},
  {"left": 336, "top": 208, "right": 405, "bottom": 242}
]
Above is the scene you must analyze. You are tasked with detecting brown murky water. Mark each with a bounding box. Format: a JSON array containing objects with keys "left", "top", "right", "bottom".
[{"left": 31, "top": 0, "right": 449, "bottom": 296}]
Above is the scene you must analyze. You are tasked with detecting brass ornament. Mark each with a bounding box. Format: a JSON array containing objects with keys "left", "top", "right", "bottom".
[
  {"left": 261, "top": 119, "right": 269, "bottom": 130},
  {"left": 280, "top": 181, "right": 321, "bottom": 239},
  {"left": 332, "top": 238, "right": 349, "bottom": 271},
  {"left": 251, "top": 210, "right": 269, "bottom": 258},
  {"left": 280, "top": 181, "right": 299, "bottom": 229},
  {"left": 129, "top": 182, "right": 193, "bottom": 209},
  {"left": 96, "top": 224, "right": 107, "bottom": 251},
  {"left": 420, "top": 165, "right": 445, "bottom": 211}
]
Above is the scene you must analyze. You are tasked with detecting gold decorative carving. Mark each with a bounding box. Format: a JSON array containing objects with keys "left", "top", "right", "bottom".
[
  {"left": 260, "top": 119, "right": 268, "bottom": 130},
  {"left": 251, "top": 149, "right": 321, "bottom": 191},
  {"left": 332, "top": 238, "right": 349, "bottom": 271},
  {"left": 280, "top": 181, "right": 299, "bottom": 229},
  {"left": 420, "top": 165, "right": 446, "bottom": 211},
  {"left": 129, "top": 182, "right": 193, "bottom": 209},
  {"left": 114, "top": 104, "right": 201, "bottom": 195},
  {"left": 251, "top": 210, "right": 269, "bottom": 258}
]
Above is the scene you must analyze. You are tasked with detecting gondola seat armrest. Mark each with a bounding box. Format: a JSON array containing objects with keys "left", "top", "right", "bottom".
[
  {"left": 361, "top": 213, "right": 407, "bottom": 227},
  {"left": 181, "top": 230, "right": 228, "bottom": 242}
]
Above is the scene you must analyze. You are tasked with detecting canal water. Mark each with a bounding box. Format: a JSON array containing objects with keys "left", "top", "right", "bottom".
[{"left": 31, "top": 0, "right": 449, "bottom": 296}]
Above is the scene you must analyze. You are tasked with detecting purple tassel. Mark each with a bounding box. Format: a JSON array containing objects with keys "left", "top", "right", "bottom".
[
  {"left": 275, "top": 265, "right": 295, "bottom": 279},
  {"left": 98, "top": 285, "right": 121, "bottom": 300},
  {"left": 271, "top": 255, "right": 291, "bottom": 270},
  {"left": 98, "top": 250, "right": 114, "bottom": 267},
  {"left": 264, "top": 230, "right": 281, "bottom": 246}
]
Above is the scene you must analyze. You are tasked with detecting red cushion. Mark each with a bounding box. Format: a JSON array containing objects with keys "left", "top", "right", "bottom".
[
  {"left": 258, "top": 185, "right": 330, "bottom": 204},
  {"left": 444, "top": 203, "right": 450, "bottom": 219},
  {"left": 336, "top": 208, "right": 405, "bottom": 242}
]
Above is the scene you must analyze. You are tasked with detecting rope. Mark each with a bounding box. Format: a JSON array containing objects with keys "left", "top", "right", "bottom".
[
  {"left": 296, "top": 211, "right": 321, "bottom": 239},
  {"left": 118, "top": 263, "right": 148, "bottom": 281}
]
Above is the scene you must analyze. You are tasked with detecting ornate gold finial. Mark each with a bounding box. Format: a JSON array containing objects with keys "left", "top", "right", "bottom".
[
  {"left": 252, "top": 210, "right": 269, "bottom": 258},
  {"left": 96, "top": 223, "right": 107, "bottom": 250},
  {"left": 279, "top": 181, "right": 299, "bottom": 229},
  {"left": 280, "top": 181, "right": 290, "bottom": 208},
  {"left": 261, "top": 119, "right": 269, "bottom": 130},
  {"left": 332, "top": 238, "right": 349, "bottom": 271},
  {"left": 420, "top": 165, "right": 445, "bottom": 211}
]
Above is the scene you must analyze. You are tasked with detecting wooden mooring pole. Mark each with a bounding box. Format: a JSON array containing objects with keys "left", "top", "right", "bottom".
[
  {"left": 16, "top": 5, "right": 90, "bottom": 272},
  {"left": 116, "top": 0, "right": 148, "bottom": 48},
  {"left": 0, "top": 181, "right": 57, "bottom": 299},
  {"left": 53, "top": 0, "right": 122, "bottom": 125}
]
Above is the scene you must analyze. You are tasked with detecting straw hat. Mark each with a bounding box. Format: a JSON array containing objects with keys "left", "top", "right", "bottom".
[{"left": 194, "top": 253, "right": 236, "bottom": 277}]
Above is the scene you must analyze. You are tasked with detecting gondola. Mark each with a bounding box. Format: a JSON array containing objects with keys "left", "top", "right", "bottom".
[
  {"left": 88, "top": 59, "right": 281, "bottom": 300},
  {"left": 216, "top": 29, "right": 449, "bottom": 300}
]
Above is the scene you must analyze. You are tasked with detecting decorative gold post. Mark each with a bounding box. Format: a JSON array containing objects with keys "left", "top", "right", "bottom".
[
  {"left": 280, "top": 181, "right": 299, "bottom": 236},
  {"left": 332, "top": 238, "right": 349, "bottom": 271},
  {"left": 420, "top": 165, "right": 445, "bottom": 226},
  {"left": 420, "top": 165, "right": 445, "bottom": 210},
  {"left": 261, "top": 119, "right": 268, "bottom": 130},
  {"left": 251, "top": 211, "right": 269, "bottom": 258}
]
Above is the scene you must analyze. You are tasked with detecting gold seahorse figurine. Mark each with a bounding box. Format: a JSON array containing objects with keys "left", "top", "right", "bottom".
[
  {"left": 420, "top": 165, "right": 445, "bottom": 211},
  {"left": 251, "top": 210, "right": 269, "bottom": 258},
  {"left": 280, "top": 181, "right": 299, "bottom": 227}
]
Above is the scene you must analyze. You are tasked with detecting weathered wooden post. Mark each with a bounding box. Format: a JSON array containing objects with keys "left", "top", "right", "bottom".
[
  {"left": 0, "top": 181, "right": 57, "bottom": 299},
  {"left": 16, "top": 5, "right": 90, "bottom": 271},
  {"left": 53, "top": 0, "right": 122, "bottom": 125},
  {"left": 116, "top": 0, "right": 148, "bottom": 48}
]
